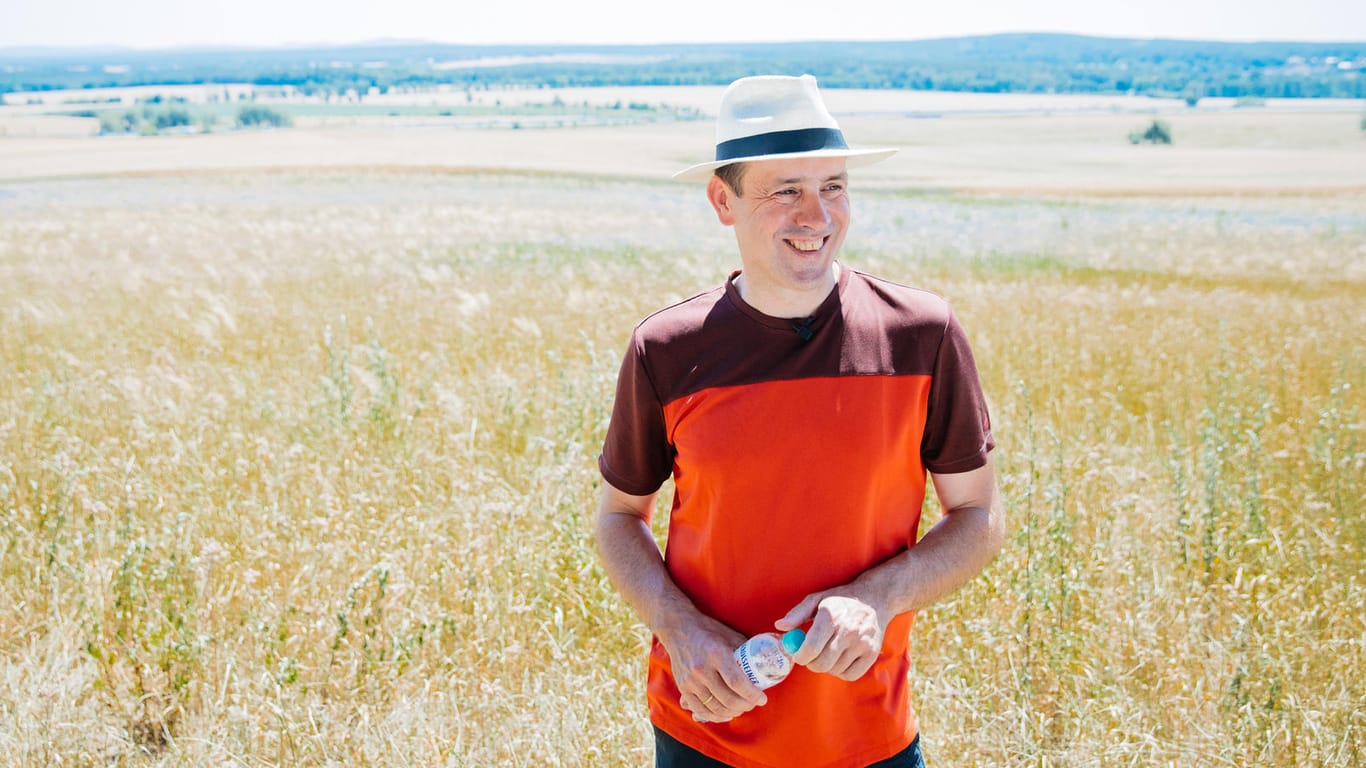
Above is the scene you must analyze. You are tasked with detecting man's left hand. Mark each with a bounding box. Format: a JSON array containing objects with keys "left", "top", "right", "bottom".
[{"left": 774, "top": 592, "right": 887, "bottom": 681}]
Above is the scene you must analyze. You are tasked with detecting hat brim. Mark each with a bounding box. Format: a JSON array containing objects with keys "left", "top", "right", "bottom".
[{"left": 672, "top": 147, "right": 897, "bottom": 183}]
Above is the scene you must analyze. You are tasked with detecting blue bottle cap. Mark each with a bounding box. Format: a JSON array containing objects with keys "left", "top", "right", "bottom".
[{"left": 781, "top": 628, "right": 806, "bottom": 655}]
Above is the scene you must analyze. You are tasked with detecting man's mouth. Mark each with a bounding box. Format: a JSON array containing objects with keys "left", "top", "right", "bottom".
[{"left": 785, "top": 236, "right": 827, "bottom": 252}]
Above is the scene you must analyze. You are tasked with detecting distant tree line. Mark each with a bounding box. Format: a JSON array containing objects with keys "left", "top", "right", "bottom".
[
  {"left": 235, "top": 105, "right": 290, "bottom": 128},
  {"left": 3, "top": 34, "right": 1363, "bottom": 100},
  {"left": 77, "top": 101, "right": 292, "bottom": 135}
]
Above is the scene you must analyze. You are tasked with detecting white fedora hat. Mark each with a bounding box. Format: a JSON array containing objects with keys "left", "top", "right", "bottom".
[{"left": 673, "top": 74, "right": 897, "bottom": 182}]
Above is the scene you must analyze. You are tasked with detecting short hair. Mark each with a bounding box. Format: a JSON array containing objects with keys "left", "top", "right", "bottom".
[{"left": 714, "top": 163, "right": 747, "bottom": 197}]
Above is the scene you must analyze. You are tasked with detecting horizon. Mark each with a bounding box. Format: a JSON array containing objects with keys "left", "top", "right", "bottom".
[
  {"left": 5, "top": 30, "right": 1366, "bottom": 57},
  {"left": 4, "top": 0, "right": 1365, "bottom": 52}
]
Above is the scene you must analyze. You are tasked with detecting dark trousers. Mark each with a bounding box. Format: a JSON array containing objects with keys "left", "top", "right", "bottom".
[{"left": 653, "top": 726, "right": 927, "bottom": 768}]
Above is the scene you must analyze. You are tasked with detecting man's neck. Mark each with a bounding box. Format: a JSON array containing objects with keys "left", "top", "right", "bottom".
[{"left": 734, "top": 262, "right": 841, "bottom": 319}]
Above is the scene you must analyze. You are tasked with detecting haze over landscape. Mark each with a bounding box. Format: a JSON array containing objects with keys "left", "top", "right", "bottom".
[{"left": 5, "top": 0, "right": 1365, "bottom": 50}]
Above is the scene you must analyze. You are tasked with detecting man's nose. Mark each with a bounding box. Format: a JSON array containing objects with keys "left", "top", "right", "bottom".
[{"left": 793, "top": 192, "right": 830, "bottom": 229}]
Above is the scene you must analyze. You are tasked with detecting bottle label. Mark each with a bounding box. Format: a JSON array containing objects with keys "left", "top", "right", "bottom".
[{"left": 735, "top": 635, "right": 792, "bottom": 690}]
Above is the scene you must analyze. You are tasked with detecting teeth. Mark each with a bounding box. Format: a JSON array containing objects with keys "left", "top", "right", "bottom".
[{"left": 788, "top": 238, "right": 824, "bottom": 252}]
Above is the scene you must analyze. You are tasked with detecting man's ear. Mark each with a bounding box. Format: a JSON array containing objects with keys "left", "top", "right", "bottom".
[{"left": 706, "top": 174, "right": 737, "bottom": 226}]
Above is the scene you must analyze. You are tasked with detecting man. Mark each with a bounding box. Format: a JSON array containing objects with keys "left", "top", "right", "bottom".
[{"left": 595, "top": 74, "right": 1004, "bottom": 768}]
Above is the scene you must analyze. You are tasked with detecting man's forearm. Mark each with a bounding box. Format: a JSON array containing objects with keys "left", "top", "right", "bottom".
[
  {"left": 594, "top": 507, "right": 706, "bottom": 641},
  {"left": 773, "top": 495, "right": 1004, "bottom": 679},
  {"left": 595, "top": 490, "right": 769, "bottom": 720},
  {"left": 855, "top": 501, "right": 1005, "bottom": 619}
]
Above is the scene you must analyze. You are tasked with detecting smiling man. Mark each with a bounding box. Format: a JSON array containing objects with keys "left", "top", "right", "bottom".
[
  {"left": 710, "top": 157, "right": 851, "bottom": 316},
  {"left": 594, "top": 75, "right": 1004, "bottom": 768}
]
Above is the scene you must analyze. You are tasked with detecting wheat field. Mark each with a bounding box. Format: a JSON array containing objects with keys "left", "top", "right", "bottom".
[{"left": 1, "top": 104, "right": 1364, "bottom": 766}]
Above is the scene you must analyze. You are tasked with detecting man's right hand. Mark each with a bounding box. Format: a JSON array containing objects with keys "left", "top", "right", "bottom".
[{"left": 659, "top": 615, "right": 768, "bottom": 723}]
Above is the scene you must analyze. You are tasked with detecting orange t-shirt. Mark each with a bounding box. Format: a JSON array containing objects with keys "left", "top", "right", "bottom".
[{"left": 600, "top": 266, "right": 993, "bottom": 768}]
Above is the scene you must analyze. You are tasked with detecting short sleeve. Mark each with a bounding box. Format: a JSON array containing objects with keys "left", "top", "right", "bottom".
[
  {"left": 921, "top": 306, "right": 995, "bottom": 474},
  {"left": 598, "top": 330, "right": 675, "bottom": 496}
]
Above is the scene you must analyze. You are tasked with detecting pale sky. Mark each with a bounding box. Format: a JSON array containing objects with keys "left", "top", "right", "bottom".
[{"left": 3, "top": 0, "right": 1364, "bottom": 50}]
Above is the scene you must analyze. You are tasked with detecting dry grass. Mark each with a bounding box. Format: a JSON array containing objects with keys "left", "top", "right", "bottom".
[
  {"left": 4, "top": 98, "right": 1365, "bottom": 194},
  {"left": 0, "top": 139, "right": 1362, "bottom": 765}
]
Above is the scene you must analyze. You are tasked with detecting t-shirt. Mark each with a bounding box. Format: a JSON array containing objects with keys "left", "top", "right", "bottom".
[{"left": 599, "top": 265, "right": 994, "bottom": 768}]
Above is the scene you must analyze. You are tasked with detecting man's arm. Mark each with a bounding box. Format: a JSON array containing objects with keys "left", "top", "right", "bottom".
[
  {"left": 775, "top": 457, "right": 1005, "bottom": 680},
  {"left": 594, "top": 483, "right": 768, "bottom": 722}
]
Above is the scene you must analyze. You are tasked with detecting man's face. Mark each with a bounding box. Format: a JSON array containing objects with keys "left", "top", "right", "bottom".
[{"left": 707, "top": 156, "right": 851, "bottom": 299}]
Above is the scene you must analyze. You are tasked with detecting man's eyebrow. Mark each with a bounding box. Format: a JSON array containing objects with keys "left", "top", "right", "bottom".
[{"left": 774, "top": 172, "right": 849, "bottom": 185}]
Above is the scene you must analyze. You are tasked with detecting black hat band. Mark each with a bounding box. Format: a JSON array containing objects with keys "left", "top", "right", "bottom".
[{"left": 714, "top": 127, "right": 849, "bottom": 163}]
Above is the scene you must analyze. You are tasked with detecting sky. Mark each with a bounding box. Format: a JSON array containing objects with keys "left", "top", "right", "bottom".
[{"left": 3, "top": 0, "right": 1365, "bottom": 50}]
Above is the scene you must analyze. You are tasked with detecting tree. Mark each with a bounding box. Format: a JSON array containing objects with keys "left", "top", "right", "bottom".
[
  {"left": 1129, "top": 119, "right": 1173, "bottom": 145},
  {"left": 154, "top": 108, "right": 192, "bottom": 130},
  {"left": 1182, "top": 82, "right": 1205, "bottom": 107},
  {"left": 237, "top": 106, "right": 291, "bottom": 128}
]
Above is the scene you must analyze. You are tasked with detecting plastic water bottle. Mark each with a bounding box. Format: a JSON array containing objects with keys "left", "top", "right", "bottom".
[{"left": 734, "top": 629, "right": 806, "bottom": 690}]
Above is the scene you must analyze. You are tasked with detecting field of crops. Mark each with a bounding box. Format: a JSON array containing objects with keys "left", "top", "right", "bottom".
[{"left": 1, "top": 101, "right": 1363, "bottom": 765}]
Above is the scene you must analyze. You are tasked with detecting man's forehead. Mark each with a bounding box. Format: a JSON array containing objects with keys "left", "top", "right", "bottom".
[{"left": 745, "top": 156, "right": 849, "bottom": 184}]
